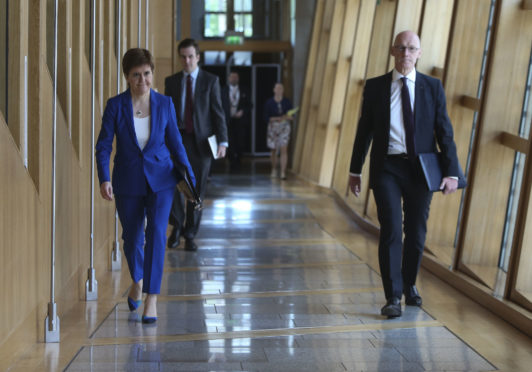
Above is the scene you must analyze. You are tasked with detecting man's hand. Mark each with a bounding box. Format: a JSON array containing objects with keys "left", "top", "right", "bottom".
[
  {"left": 440, "top": 177, "right": 458, "bottom": 195},
  {"left": 100, "top": 181, "right": 113, "bottom": 201},
  {"left": 217, "top": 145, "right": 227, "bottom": 159},
  {"left": 234, "top": 110, "right": 244, "bottom": 119},
  {"left": 348, "top": 175, "right": 362, "bottom": 197}
]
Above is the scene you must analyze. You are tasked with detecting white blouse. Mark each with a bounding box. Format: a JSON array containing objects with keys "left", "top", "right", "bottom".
[{"left": 134, "top": 115, "right": 151, "bottom": 150}]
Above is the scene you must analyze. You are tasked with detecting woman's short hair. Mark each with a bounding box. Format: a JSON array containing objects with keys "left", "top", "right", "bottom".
[{"left": 122, "top": 48, "right": 154, "bottom": 77}]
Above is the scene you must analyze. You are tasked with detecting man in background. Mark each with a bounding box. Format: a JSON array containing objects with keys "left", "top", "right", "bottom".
[
  {"left": 165, "top": 38, "right": 228, "bottom": 251},
  {"left": 222, "top": 70, "right": 252, "bottom": 170}
]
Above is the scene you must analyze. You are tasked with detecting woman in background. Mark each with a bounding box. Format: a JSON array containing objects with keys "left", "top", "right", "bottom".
[
  {"left": 96, "top": 48, "right": 194, "bottom": 323},
  {"left": 263, "top": 83, "right": 293, "bottom": 180}
]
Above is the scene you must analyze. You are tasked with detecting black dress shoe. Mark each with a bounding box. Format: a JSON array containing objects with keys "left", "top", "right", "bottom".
[
  {"left": 184, "top": 238, "right": 198, "bottom": 251},
  {"left": 167, "top": 227, "right": 180, "bottom": 248},
  {"left": 381, "top": 297, "right": 402, "bottom": 318},
  {"left": 404, "top": 285, "right": 422, "bottom": 306}
]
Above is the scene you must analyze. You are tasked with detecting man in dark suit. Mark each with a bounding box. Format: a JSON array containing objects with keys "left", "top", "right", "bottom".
[
  {"left": 165, "top": 38, "right": 228, "bottom": 251},
  {"left": 222, "top": 70, "right": 252, "bottom": 169},
  {"left": 349, "top": 31, "right": 460, "bottom": 318}
]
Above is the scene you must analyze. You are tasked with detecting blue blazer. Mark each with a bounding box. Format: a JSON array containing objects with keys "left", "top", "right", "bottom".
[
  {"left": 96, "top": 89, "right": 195, "bottom": 196},
  {"left": 350, "top": 71, "right": 460, "bottom": 188}
]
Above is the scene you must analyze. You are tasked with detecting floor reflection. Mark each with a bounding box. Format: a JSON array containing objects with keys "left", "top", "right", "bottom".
[{"left": 66, "top": 168, "right": 496, "bottom": 371}]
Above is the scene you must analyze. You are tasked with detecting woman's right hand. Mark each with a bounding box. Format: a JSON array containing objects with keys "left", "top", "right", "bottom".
[{"left": 100, "top": 181, "right": 113, "bottom": 201}]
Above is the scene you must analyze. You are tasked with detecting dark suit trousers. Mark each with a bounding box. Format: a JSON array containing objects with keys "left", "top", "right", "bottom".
[
  {"left": 228, "top": 117, "right": 246, "bottom": 162},
  {"left": 169, "top": 133, "right": 212, "bottom": 239},
  {"left": 372, "top": 157, "right": 433, "bottom": 300}
]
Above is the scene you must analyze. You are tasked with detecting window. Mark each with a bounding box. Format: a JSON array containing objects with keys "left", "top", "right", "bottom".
[
  {"left": 0, "top": 0, "right": 7, "bottom": 121},
  {"left": 500, "top": 47, "right": 532, "bottom": 273},
  {"left": 204, "top": 0, "right": 227, "bottom": 38},
  {"left": 204, "top": 0, "right": 253, "bottom": 38},
  {"left": 234, "top": 0, "right": 252, "bottom": 37}
]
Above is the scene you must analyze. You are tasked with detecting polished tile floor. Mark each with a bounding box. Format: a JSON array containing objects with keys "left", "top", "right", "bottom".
[{"left": 61, "top": 165, "right": 497, "bottom": 371}]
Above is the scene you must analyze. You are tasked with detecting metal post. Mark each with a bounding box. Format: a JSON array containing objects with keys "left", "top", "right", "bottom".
[
  {"left": 68, "top": 48, "right": 72, "bottom": 138},
  {"left": 45, "top": 0, "right": 60, "bottom": 343},
  {"left": 145, "top": 0, "right": 149, "bottom": 49},
  {"left": 86, "top": 0, "right": 98, "bottom": 301},
  {"left": 111, "top": 0, "right": 122, "bottom": 272},
  {"left": 138, "top": 0, "right": 141, "bottom": 47},
  {"left": 23, "top": 56, "right": 28, "bottom": 169}
]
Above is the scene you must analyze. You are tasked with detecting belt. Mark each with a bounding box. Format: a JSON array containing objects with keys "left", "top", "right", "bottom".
[{"left": 387, "top": 153, "right": 409, "bottom": 159}]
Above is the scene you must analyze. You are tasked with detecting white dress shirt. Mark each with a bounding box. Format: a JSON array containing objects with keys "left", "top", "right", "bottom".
[
  {"left": 388, "top": 68, "right": 416, "bottom": 155},
  {"left": 134, "top": 116, "right": 151, "bottom": 150},
  {"left": 229, "top": 85, "right": 240, "bottom": 117}
]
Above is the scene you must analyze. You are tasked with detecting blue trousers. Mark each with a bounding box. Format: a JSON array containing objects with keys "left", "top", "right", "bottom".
[{"left": 115, "top": 186, "right": 174, "bottom": 294}]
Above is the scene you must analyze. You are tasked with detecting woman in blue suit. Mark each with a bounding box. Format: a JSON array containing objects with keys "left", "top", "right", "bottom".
[{"left": 96, "top": 48, "right": 195, "bottom": 323}]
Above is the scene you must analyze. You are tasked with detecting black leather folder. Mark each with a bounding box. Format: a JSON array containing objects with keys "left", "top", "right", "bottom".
[
  {"left": 176, "top": 166, "right": 202, "bottom": 210},
  {"left": 418, "top": 152, "right": 467, "bottom": 192}
]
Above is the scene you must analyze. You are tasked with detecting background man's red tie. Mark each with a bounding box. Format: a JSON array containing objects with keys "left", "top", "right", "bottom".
[{"left": 185, "top": 75, "right": 194, "bottom": 134}]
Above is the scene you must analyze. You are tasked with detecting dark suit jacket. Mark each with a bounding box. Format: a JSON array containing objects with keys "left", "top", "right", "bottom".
[
  {"left": 164, "top": 69, "right": 228, "bottom": 158},
  {"left": 350, "top": 71, "right": 460, "bottom": 188},
  {"left": 95, "top": 89, "right": 195, "bottom": 195},
  {"left": 221, "top": 84, "right": 252, "bottom": 124}
]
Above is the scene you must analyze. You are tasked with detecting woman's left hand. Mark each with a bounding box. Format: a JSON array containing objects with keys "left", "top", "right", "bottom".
[{"left": 100, "top": 181, "right": 114, "bottom": 201}]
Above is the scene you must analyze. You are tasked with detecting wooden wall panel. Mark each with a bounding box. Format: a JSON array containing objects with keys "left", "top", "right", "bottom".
[
  {"left": 387, "top": 0, "right": 423, "bottom": 71},
  {"left": 459, "top": 0, "right": 532, "bottom": 287},
  {"left": 424, "top": 0, "right": 492, "bottom": 266},
  {"left": 359, "top": 0, "right": 398, "bottom": 224},
  {"left": 289, "top": 0, "right": 324, "bottom": 173},
  {"left": 300, "top": 0, "right": 346, "bottom": 182},
  {"left": 331, "top": 0, "right": 376, "bottom": 215},
  {"left": 299, "top": 0, "right": 352, "bottom": 184},
  {"left": 150, "top": 0, "right": 175, "bottom": 92},
  {"left": 315, "top": 0, "right": 361, "bottom": 187},
  {"left": 365, "top": 0, "right": 397, "bottom": 79},
  {"left": 417, "top": 0, "right": 454, "bottom": 76},
  {"left": 0, "top": 0, "right": 132, "bottom": 350},
  {"left": 295, "top": 1, "right": 335, "bottom": 179}
]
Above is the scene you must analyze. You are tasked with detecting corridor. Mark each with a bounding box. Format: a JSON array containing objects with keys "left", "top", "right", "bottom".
[
  {"left": 67, "top": 162, "right": 500, "bottom": 371},
  {"left": 8, "top": 161, "right": 531, "bottom": 371}
]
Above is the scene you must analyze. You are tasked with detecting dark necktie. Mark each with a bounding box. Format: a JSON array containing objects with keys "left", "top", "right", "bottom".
[
  {"left": 401, "top": 76, "right": 416, "bottom": 160},
  {"left": 185, "top": 75, "right": 194, "bottom": 134}
]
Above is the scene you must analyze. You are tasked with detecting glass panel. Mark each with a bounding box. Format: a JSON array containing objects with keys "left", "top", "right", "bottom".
[
  {"left": 453, "top": 0, "right": 496, "bottom": 248},
  {"left": 204, "top": 51, "right": 226, "bottom": 65},
  {"left": 232, "top": 51, "right": 252, "bottom": 66},
  {"left": 204, "top": 13, "right": 226, "bottom": 37},
  {"left": 499, "top": 47, "right": 532, "bottom": 274},
  {"left": 234, "top": 13, "right": 253, "bottom": 37},
  {"left": 205, "top": 0, "right": 226, "bottom": 12},
  {"left": 0, "top": 0, "right": 7, "bottom": 121},
  {"left": 234, "top": 0, "right": 252, "bottom": 12}
]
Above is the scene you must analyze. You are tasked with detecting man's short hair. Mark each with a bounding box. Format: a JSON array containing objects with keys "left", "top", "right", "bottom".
[{"left": 178, "top": 38, "right": 200, "bottom": 55}]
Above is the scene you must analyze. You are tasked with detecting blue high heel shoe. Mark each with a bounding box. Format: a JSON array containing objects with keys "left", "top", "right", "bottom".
[
  {"left": 142, "top": 315, "right": 157, "bottom": 324},
  {"left": 127, "top": 297, "right": 142, "bottom": 312}
]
